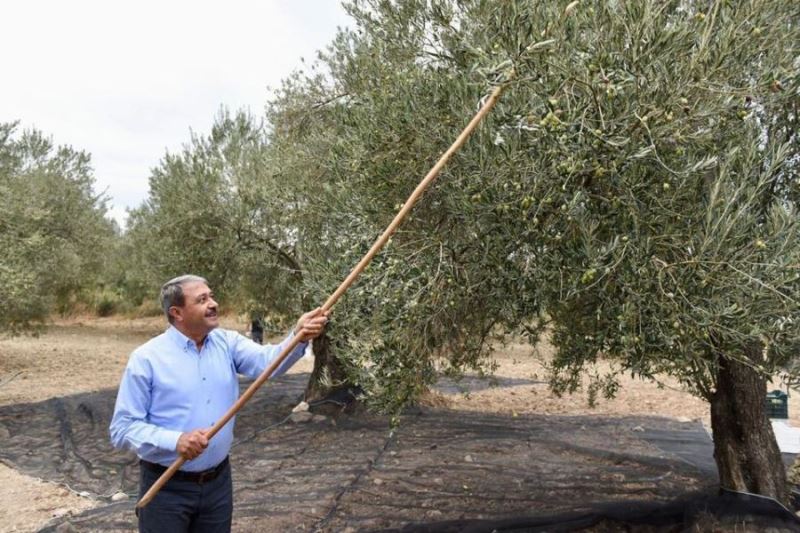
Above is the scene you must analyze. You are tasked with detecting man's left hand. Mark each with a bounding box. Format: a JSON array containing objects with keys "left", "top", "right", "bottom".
[{"left": 294, "top": 307, "right": 330, "bottom": 341}]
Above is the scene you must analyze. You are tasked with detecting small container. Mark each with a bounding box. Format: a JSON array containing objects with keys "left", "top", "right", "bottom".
[{"left": 766, "top": 390, "right": 789, "bottom": 419}]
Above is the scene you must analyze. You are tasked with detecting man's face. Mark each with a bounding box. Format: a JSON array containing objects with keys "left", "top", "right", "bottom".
[{"left": 171, "top": 281, "right": 219, "bottom": 336}]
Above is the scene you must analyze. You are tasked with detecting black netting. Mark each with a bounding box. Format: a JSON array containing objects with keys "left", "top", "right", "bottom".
[
  {"left": 384, "top": 490, "right": 800, "bottom": 532},
  {"left": 0, "top": 373, "right": 797, "bottom": 532}
]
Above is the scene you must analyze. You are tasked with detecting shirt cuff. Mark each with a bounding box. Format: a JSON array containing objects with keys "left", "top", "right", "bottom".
[
  {"left": 157, "top": 429, "right": 183, "bottom": 452},
  {"left": 288, "top": 329, "right": 307, "bottom": 345}
]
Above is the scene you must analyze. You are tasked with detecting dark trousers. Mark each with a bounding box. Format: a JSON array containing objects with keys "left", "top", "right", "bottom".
[{"left": 137, "top": 461, "right": 233, "bottom": 533}]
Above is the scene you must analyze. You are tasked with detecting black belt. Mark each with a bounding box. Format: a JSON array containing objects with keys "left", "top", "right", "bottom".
[{"left": 140, "top": 456, "right": 229, "bottom": 484}]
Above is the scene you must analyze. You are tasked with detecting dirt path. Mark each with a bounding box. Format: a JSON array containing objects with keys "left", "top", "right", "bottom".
[
  {"left": 0, "top": 317, "right": 793, "bottom": 532},
  {"left": 0, "top": 465, "right": 95, "bottom": 532},
  {"left": 438, "top": 341, "right": 713, "bottom": 423}
]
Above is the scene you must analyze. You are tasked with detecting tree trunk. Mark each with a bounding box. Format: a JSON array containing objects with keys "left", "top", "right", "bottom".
[
  {"left": 710, "top": 342, "right": 788, "bottom": 504},
  {"left": 304, "top": 332, "right": 358, "bottom": 414}
]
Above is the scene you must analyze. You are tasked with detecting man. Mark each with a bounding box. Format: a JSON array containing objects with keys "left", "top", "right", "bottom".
[
  {"left": 249, "top": 314, "right": 264, "bottom": 345},
  {"left": 110, "top": 275, "right": 328, "bottom": 532}
]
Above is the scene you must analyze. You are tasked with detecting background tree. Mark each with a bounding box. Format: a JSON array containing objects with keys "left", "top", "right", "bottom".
[
  {"left": 0, "top": 122, "right": 116, "bottom": 330},
  {"left": 124, "top": 108, "right": 306, "bottom": 324}
]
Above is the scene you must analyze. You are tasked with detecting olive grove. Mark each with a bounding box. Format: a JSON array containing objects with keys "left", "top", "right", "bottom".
[
  {"left": 126, "top": 0, "right": 799, "bottom": 502},
  {"left": 0, "top": 122, "right": 116, "bottom": 330}
]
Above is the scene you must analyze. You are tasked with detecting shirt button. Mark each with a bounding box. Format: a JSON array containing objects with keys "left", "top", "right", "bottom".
[
  {"left": 202, "top": 377, "right": 206, "bottom": 381},
  {"left": 207, "top": 399, "right": 211, "bottom": 404}
]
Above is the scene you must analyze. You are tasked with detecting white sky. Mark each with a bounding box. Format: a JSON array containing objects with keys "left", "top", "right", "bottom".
[{"left": 0, "top": 1, "right": 351, "bottom": 228}]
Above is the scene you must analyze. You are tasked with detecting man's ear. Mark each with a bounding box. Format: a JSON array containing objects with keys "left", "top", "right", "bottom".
[{"left": 169, "top": 306, "right": 182, "bottom": 323}]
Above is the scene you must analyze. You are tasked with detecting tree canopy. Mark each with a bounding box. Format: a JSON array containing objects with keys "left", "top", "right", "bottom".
[
  {"left": 128, "top": 0, "right": 800, "bottom": 407},
  {"left": 264, "top": 0, "right": 800, "bottom": 409},
  {"left": 0, "top": 122, "right": 115, "bottom": 330}
]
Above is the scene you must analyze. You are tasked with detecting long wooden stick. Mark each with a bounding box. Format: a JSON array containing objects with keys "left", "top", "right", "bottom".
[{"left": 137, "top": 77, "right": 511, "bottom": 509}]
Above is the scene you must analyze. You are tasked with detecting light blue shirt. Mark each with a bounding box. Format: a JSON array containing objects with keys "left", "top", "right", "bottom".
[{"left": 109, "top": 325, "right": 307, "bottom": 471}]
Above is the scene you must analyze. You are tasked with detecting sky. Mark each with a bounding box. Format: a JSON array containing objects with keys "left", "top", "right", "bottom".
[{"left": 0, "top": 1, "right": 352, "bottom": 228}]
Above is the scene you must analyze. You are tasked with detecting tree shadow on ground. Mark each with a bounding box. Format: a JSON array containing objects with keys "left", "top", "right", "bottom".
[
  {"left": 432, "top": 375, "right": 545, "bottom": 395},
  {"left": 0, "top": 373, "right": 796, "bottom": 532}
]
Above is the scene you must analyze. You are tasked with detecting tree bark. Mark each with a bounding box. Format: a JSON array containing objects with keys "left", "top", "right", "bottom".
[
  {"left": 710, "top": 342, "right": 788, "bottom": 504},
  {"left": 304, "top": 332, "right": 357, "bottom": 414}
]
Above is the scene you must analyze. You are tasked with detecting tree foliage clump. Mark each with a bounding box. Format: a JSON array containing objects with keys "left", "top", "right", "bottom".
[
  {"left": 262, "top": 0, "right": 798, "bottom": 410},
  {"left": 123, "top": 109, "right": 307, "bottom": 324},
  {"left": 0, "top": 122, "right": 116, "bottom": 330}
]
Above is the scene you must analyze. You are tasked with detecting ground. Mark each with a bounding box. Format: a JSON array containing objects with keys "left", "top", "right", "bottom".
[{"left": 0, "top": 316, "right": 794, "bottom": 532}]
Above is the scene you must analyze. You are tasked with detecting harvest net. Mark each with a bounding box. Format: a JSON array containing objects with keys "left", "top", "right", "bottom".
[{"left": 0, "top": 373, "right": 797, "bottom": 532}]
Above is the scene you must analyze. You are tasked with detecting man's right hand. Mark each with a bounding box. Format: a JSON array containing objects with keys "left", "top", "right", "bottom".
[{"left": 176, "top": 429, "right": 209, "bottom": 460}]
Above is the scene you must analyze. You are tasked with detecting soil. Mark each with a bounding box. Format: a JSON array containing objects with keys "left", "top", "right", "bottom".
[{"left": 0, "top": 316, "right": 793, "bottom": 532}]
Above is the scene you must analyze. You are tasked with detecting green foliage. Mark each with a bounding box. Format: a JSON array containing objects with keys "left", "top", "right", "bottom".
[
  {"left": 497, "top": 0, "right": 800, "bottom": 400},
  {"left": 265, "top": 0, "right": 800, "bottom": 411},
  {"left": 123, "top": 0, "right": 800, "bottom": 415},
  {"left": 0, "top": 122, "right": 116, "bottom": 331},
  {"left": 123, "top": 108, "right": 306, "bottom": 324},
  {"left": 93, "top": 289, "right": 121, "bottom": 317}
]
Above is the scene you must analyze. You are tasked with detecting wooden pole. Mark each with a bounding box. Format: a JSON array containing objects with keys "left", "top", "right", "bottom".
[{"left": 137, "top": 76, "right": 511, "bottom": 509}]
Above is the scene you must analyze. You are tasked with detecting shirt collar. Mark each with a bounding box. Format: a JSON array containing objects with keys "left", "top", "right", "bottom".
[{"left": 166, "top": 325, "right": 196, "bottom": 351}]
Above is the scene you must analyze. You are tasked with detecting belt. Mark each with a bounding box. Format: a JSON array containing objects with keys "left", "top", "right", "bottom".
[{"left": 140, "top": 456, "right": 229, "bottom": 484}]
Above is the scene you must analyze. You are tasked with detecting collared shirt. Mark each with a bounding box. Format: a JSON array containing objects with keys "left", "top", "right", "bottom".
[{"left": 109, "top": 325, "right": 307, "bottom": 472}]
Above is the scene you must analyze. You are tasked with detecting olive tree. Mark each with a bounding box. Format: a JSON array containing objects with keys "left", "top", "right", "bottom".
[
  {"left": 265, "top": 0, "right": 800, "bottom": 502},
  {"left": 124, "top": 109, "right": 306, "bottom": 322},
  {"left": 0, "top": 122, "right": 115, "bottom": 330}
]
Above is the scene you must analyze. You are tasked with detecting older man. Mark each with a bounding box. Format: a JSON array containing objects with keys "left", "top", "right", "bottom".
[{"left": 110, "top": 274, "right": 328, "bottom": 533}]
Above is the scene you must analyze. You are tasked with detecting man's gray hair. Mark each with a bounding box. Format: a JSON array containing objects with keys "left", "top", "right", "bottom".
[{"left": 160, "top": 274, "right": 208, "bottom": 323}]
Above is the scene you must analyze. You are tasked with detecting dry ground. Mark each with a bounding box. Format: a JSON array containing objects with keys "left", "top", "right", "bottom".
[{"left": 0, "top": 316, "right": 794, "bottom": 532}]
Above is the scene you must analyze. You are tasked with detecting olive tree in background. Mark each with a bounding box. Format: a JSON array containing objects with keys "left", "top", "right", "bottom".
[
  {"left": 0, "top": 122, "right": 116, "bottom": 331},
  {"left": 123, "top": 109, "right": 306, "bottom": 324}
]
